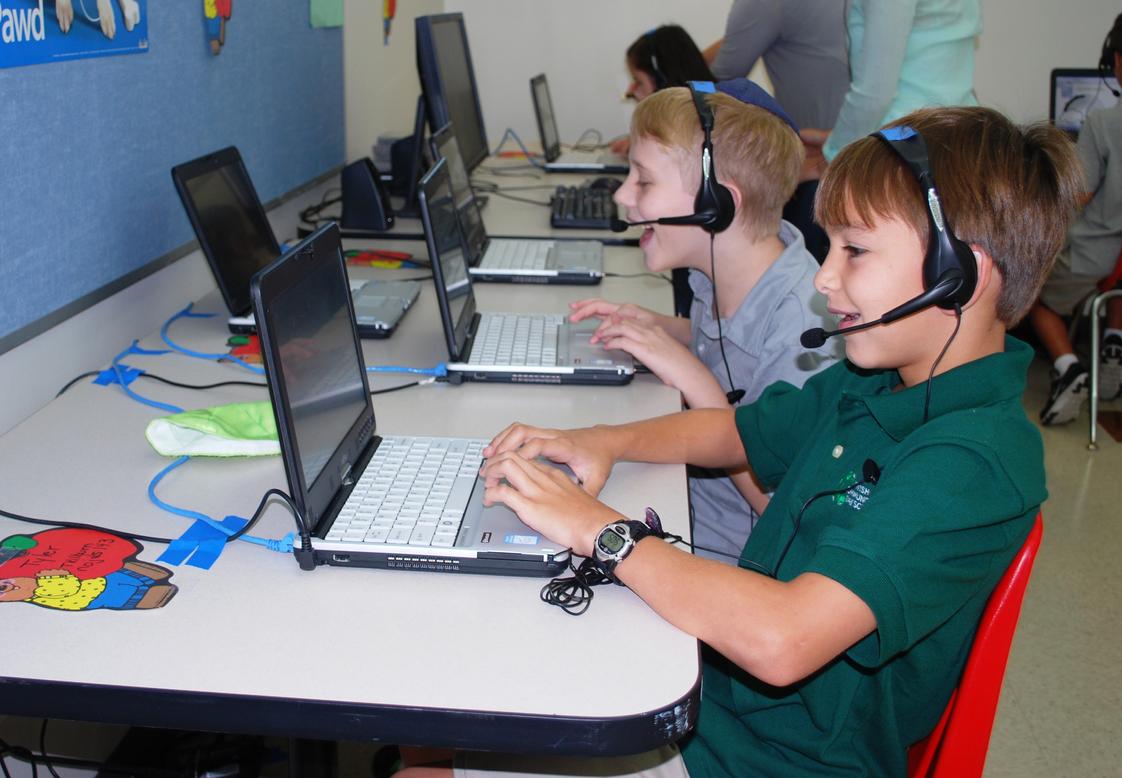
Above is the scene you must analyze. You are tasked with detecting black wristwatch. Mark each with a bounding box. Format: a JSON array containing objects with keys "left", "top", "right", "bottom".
[{"left": 592, "top": 520, "right": 653, "bottom": 576}]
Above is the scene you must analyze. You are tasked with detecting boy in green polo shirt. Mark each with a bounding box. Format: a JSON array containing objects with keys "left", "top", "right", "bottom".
[{"left": 396, "top": 108, "right": 1081, "bottom": 778}]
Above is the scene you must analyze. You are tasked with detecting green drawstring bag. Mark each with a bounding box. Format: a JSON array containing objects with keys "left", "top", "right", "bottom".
[{"left": 145, "top": 401, "right": 279, "bottom": 457}]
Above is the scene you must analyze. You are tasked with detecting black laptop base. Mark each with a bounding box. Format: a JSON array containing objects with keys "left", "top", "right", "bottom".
[
  {"left": 306, "top": 547, "right": 568, "bottom": 577},
  {"left": 470, "top": 271, "right": 601, "bottom": 286}
]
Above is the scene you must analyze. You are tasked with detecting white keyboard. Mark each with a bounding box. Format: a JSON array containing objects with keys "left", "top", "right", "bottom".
[
  {"left": 472, "top": 313, "right": 561, "bottom": 367},
  {"left": 482, "top": 240, "right": 552, "bottom": 270},
  {"left": 326, "top": 436, "right": 486, "bottom": 547}
]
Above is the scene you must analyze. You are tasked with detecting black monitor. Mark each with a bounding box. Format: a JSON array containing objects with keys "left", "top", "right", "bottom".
[{"left": 415, "top": 13, "right": 489, "bottom": 172}]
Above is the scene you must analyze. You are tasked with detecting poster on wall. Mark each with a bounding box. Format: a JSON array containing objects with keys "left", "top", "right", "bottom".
[{"left": 1, "top": 0, "right": 148, "bottom": 69}]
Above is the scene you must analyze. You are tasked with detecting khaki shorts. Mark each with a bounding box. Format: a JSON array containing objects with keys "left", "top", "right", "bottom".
[
  {"left": 454, "top": 744, "right": 688, "bottom": 778},
  {"left": 1039, "top": 247, "right": 1101, "bottom": 315}
]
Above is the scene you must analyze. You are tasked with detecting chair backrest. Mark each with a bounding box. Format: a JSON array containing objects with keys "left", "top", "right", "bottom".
[{"left": 906, "top": 512, "right": 1044, "bottom": 778}]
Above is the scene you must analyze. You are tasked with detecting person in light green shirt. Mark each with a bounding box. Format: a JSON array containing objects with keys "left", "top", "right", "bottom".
[
  {"left": 801, "top": 0, "right": 981, "bottom": 176},
  {"left": 397, "top": 108, "right": 1081, "bottom": 778}
]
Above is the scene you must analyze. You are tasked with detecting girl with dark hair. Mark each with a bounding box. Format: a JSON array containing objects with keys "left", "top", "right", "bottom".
[{"left": 624, "top": 25, "right": 715, "bottom": 102}]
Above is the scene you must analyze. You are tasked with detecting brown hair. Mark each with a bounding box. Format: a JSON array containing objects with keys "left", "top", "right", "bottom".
[
  {"left": 815, "top": 106, "right": 1084, "bottom": 325},
  {"left": 631, "top": 87, "right": 803, "bottom": 241}
]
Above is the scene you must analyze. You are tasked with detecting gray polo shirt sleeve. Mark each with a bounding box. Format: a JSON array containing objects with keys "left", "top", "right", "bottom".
[
  {"left": 1078, "top": 112, "right": 1105, "bottom": 194},
  {"left": 734, "top": 362, "right": 843, "bottom": 488},
  {"left": 712, "top": 0, "right": 784, "bottom": 80}
]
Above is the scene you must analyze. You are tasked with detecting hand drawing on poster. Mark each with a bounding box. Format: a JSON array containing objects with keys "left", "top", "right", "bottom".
[
  {"left": 0, "top": 527, "right": 177, "bottom": 611},
  {"left": 1, "top": 0, "right": 149, "bottom": 69}
]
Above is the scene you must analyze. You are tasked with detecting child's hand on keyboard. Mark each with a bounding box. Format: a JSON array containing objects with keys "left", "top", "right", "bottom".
[
  {"left": 479, "top": 450, "right": 624, "bottom": 558},
  {"left": 484, "top": 423, "right": 615, "bottom": 497},
  {"left": 569, "top": 299, "right": 691, "bottom": 345}
]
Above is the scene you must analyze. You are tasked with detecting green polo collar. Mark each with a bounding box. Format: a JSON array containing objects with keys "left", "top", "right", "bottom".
[{"left": 842, "top": 336, "right": 1033, "bottom": 442}]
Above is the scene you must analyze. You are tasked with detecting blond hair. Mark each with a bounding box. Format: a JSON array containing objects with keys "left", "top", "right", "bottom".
[
  {"left": 631, "top": 87, "right": 803, "bottom": 241},
  {"left": 815, "top": 107, "right": 1084, "bottom": 325}
]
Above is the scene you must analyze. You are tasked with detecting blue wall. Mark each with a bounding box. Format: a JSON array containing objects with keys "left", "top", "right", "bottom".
[{"left": 0, "top": 5, "right": 344, "bottom": 344}]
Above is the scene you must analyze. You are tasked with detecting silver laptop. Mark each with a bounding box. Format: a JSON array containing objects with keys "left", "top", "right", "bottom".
[
  {"left": 530, "top": 74, "right": 629, "bottom": 174},
  {"left": 172, "top": 146, "right": 421, "bottom": 339},
  {"left": 1050, "top": 68, "right": 1120, "bottom": 136},
  {"left": 418, "top": 159, "right": 634, "bottom": 386},
  {"left": 250, "top": 222, "right": 570, "bottom": 576},
  {"left": 430, "top": 124, "right": 604, "bottom": 285}
]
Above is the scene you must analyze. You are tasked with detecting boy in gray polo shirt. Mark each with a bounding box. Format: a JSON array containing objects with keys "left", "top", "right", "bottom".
[
  {"left": 1029, "top": 12, "right": 1122, "bottom": 425},
  {"left": 568, "top": 79, "right": 838, "bottom": 562}
]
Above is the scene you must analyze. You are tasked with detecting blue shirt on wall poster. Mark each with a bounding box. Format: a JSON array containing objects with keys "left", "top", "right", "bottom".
[{"left": 1, "top": 0, "right": 148, "bottom": 69}]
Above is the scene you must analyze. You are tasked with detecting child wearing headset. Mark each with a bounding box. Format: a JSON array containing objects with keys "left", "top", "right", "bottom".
[
  {"left": 395, "top": 106, "right": 1081, "bottom": 777},
  {"left": 570, "top": 80, "right": 838, "bottom": 564}
]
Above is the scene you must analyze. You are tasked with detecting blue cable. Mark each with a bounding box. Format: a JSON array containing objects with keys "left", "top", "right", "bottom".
[
  {"left": 491, "top": 128, "right": 545, "bottom": 168},
  {"left": 147, "top": 456, "right": 294, "bottom": 553},
  {"left": 110, "top": 342, "right": 185, "bottom": 415},
  {"left": 366, "top": 363, "right": 448, "bottom": 377},
  {"left": 160, "top": 303, "right": 265, "bottom": 375}
]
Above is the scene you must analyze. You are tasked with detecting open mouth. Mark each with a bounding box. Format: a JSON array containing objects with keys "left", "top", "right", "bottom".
[{"left": 830, "top": 308, "right": 861, "bottom": 329}]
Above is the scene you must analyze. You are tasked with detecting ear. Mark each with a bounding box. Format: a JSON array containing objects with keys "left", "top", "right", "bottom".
[
  {"left": 957, "top": 245, "right": 997, "bottom": 312},
  {"left": 721, "top": 178, "right": 744, "bottom": 224},
  {"left": 1113, "top": 51, "right": 1122, "bottom": 82}
]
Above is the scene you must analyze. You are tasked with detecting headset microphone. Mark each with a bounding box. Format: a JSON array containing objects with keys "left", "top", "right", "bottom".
[
  {"left": 800, "top": 270, "right": 965, "bottom": 348},
  {"left": 609, "top": 212, "right": 718, "bottom": 233}
]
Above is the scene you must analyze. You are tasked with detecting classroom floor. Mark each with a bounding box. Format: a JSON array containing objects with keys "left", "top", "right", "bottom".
[
  {"left": 2, "top": 355, "right": 1120, "bottom": 777},
  {"left": 981, "top": 354, "right": 1122, "bottom": 777}
]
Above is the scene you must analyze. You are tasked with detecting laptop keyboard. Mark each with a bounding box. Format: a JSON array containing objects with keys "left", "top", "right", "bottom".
[
  {"left": 327, "top": 436, "right": 486, "bottom": 547},
  {"left": 472, "top": 313, "right": 561, "bottom": 366},
  {"left": 550, "top": 186, "right": 618, "bottom": 230},
  {"left": 482, "top": 240, "right": 552, "bottom": 270}
]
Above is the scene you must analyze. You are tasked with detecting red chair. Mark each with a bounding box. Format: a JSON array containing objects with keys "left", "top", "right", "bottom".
[{"left": 906, "top": 513, "right": 1044, "bottom": 778}]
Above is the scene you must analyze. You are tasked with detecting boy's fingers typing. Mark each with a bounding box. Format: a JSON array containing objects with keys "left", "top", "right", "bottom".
[{"left": 568, "top": 298, "right": 619, "bottom": 323}]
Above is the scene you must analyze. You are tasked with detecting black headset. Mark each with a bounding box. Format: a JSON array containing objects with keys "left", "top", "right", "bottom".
[
  {"left": 610, "top": 81, "right": 737, "bottom": 234},
  {"left": 874, "top": 126, "right": 977, "bottom": 313},
  {"left": 800, "top": 125, "right": 977, "bottom": 349},
  {"left": 1099, "top": 16, "right": 1122, "bottom": 97},
  {"left": 644, "top": 28, "right": 669, "bottom": 89},
  {"left": 686, "top": 82, "right": 738, "bottom": 234}
]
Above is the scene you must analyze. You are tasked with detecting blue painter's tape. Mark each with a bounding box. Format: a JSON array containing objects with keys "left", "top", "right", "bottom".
[
  {"left": 878, "top": 126, "right": 917, "bottom": 141},
  {"left": 689, "top": 80, "right": 717, "bottom": 93},
  {"left": 95, "top": 365, "right": 143, "bottom": 387},
  {"left": 158, "top": 516, "right": 247, "bottom": 570}
]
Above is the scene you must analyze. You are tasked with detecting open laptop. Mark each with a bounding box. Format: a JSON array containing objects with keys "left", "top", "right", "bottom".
[
  {"left": 172, "top": 146, "right": 421, "bottom": 339},
  {"left": 1050, "top": 68, "right": 1120, "bottom": 136},
  {"left": 418, "top": 158, "right": 634, "bottom": 385},
  {"left": 430, "top": 124, "right": 603, "bottom": 284},
  {"left": 250, "top": 222, "right": 570, "bottom": 576},
  {"left": 530, "top": 74, "right": 628, "bottom": 174}
]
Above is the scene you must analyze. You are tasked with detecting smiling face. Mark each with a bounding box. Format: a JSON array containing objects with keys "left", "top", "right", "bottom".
[
  {"left": 613, "top": 135, "right": 707, "bottom": 273},
  {"left": 0, "top": 576, "right": 36, "bottom": 602},
  {"left": 817, "top": 211, "right": 957, "bottom": 385}
]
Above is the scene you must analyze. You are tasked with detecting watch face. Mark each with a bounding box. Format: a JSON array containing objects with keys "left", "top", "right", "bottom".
[{"left": 598, "top": 528, "right": 626, "bottom": 554}]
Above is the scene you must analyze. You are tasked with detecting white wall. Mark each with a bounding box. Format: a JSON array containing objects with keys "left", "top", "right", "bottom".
[
  {"left": 343, "top": 0, "right": 445, "bottom": 162},
  {"left": 425, "top": 0, "right": 1119, "bottom": 147},
  {"left": 976, "top": 0, "right": 1119, "bottom": 123},
  {"left": 443, "top": 0, "right": 730, "bottom": 150}
]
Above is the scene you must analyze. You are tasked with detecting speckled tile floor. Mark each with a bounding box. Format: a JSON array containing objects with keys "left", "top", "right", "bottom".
[{"left": 983, "top": 354, "right": 1122, "bottom": 777}]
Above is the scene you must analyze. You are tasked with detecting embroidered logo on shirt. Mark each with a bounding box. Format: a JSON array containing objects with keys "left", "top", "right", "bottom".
[{"left": 833, "top": 470, "right": 872, "bottom": 511}]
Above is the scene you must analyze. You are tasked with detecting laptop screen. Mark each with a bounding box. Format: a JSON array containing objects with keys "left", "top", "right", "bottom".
[
  {"left": 416, "top": 13, "right": 489, "bottom": 172},
  {"left": 263, "top": 236, "right": 370, "bottom": 491},
  {"left": 173, "top": 148, "right": 281, "bottom": 316},
  {"left": 431, "top": 124, "right": 487, "bottom": 261},
  {"left": 419, "top": 159, "right": 476, "bottom": 358},
  {"left": 530, "top": 75, "right": 561, "bottom": 161},
  {"left": 1051, "top": 68, "right": 1120, "bottom": 135}
]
